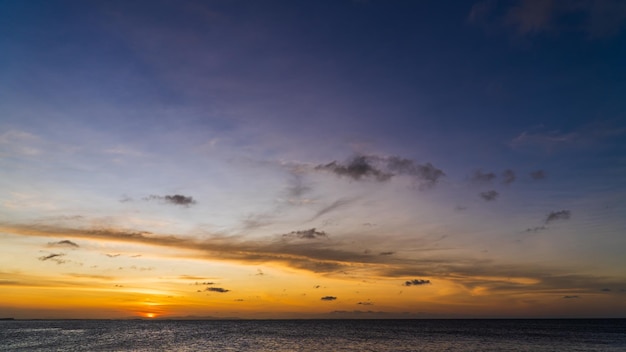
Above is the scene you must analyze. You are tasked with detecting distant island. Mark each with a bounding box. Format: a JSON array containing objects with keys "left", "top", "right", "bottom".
[{"left": 0, "top": 318, "right": 15, "bottom": 321}]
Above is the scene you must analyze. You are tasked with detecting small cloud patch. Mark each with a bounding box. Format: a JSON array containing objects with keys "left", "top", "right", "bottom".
[
  {"left": 530, "top": 170, "right": 546, "bottom": 180},
  {"left": 545, "top": 210, "right": 571, "bottom": 224},
  {"left": 321, "top": 296, "right": 337, "bottom": 301},
  {"left": 404, "top": 279, "right": 431, "bottom": 286},
  {"left": 206, "top": 287, "right": 230, "bottom": 293},
  {"left": 502, "top": 169, "right": 516, "bottom": 185},
  {"left": 38, "top": 253, "right": 66, "bottom": 264},
  {"left": 283, "top": 228, "right": 328, "bottom": 239},
  {"left": 48, "top": 240, "right": 79, "bottom": 248},
  {"left": 145, "top": 194, "right": 196, "bottom": 207},
  {"left": 471, "top": 170, "right": 496, "bottom": 184},
  {"left": 479, "top": 190, "right": 499, "bottom": 201}
]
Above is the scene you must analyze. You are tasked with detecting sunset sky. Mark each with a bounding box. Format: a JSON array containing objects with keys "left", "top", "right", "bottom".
[{"left": 1, "top": 0, "right": 626, "bottom": 319}]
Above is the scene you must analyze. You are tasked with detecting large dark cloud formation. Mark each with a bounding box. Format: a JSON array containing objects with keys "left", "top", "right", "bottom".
[{"left": 316, "top": 155, "right": 445, "bottom": 188}]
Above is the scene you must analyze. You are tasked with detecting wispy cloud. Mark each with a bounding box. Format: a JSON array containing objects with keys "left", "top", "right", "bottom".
[
  {"left": 206, "top": 287, "right": 230, "bottom": 293},
  {"left": 511, "top": 130, "right": 578, "bottom": 150},
  {"left": 563, "top": 295, "right": 579, "bottom": 299},
  {"left": 530, "top": 170, "right": 546, "bottom": 180},
  {"left": 47, "top": 240, "right": 79, "bottom": 248},
  {"left": 471, "top": 170, "right": 496, "bottom": 184},
  {"left": 502, "top": 169, "right": 516, "bottom": 185},
  {"left": 6, "top": 222, "right": 625, "bottom": 297},
  {"left": 310, "top": 198, "right": 355, "bottom": 221},
  {"left": 545, "top": 210, "right": 571, "bottom": 224},
  {"left": 479, "top": 190, "right": 499, "bottom": 201},
  {"left": 469, "top": 0, "right": 626, "bottom": 38},
  {"left": 38, "top": 253, "right": 66, "bottom": 264}
]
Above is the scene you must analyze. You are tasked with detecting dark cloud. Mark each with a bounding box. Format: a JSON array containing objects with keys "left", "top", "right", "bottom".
[
  {"left": 379, "top": 251, "right": 395, "bottom": 256},
  {"left": 471, "top": 170, "right": 496, "bottom": 184},
  {"left": 524, "top": 226, "right": 547, "bottom": 233},
  {"left": 48, "top": 240, "right": 79, "bottom": 248},
  {"left": 316, "top": 156, "right": 392, "bottom": 182},
  {"left": 545, "top": 210, "right": 571, "bottom": 224},
  {"left": 38, "top": 253, "right": 66, "bottom": 264},
  {"left": 283, "top": 228, "right": 328, "bottom": 240},
  {"left": 563, "top": 295, "right": 579, "bottom": 299},
  {"left": 145, "top": 194, "right": 196, "bottom": 206},
  {"left": 530, "top": 170, "right": 546, "bottom": 180},
  {"left": 385, "top": 157, "right": 445, "bottom": 188},
  {"left": 404, "top": 279, "right": 431, "bottom": 286},
  {"left": 206, "top": 287, "right": 230, "bottom": 293},
  {"left": 315, "top": 155, "right": 445, "bottom": 188},
  {"left": 601, "top": 288, "right": 611, "bottom": 292},
  {"left": 321, "top": 296, "right": 337, "bottom": 301},
  {"left": 357, "top": 301, "right": 373, "bottom": 305},
  {"left": 479, "top": 190, "right": 499, "bottom": 201},
  {"left": 502, "top": 169, "right": 516, "bottom": 185},
  {"left": 105, "top": 253, "right": 120, "bottom": 258}
]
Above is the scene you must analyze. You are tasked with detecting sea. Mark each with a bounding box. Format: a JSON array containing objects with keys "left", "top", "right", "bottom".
[{"left": 1, "top": 319, "right": 625, "bottom": 351}]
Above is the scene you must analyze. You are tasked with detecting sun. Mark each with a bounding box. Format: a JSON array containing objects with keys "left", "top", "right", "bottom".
[{"left": 144, "top": 313, "right": 156, "bottom": 318}]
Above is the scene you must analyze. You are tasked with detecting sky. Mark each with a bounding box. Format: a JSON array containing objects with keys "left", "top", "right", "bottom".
[{"left": 1, "top": 0, "right": 625, "bottom": 319}]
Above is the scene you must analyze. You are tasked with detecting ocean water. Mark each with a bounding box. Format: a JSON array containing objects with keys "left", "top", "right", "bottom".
[{"left": 1, "top": 319, "right": 625, "bottom": 351}]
